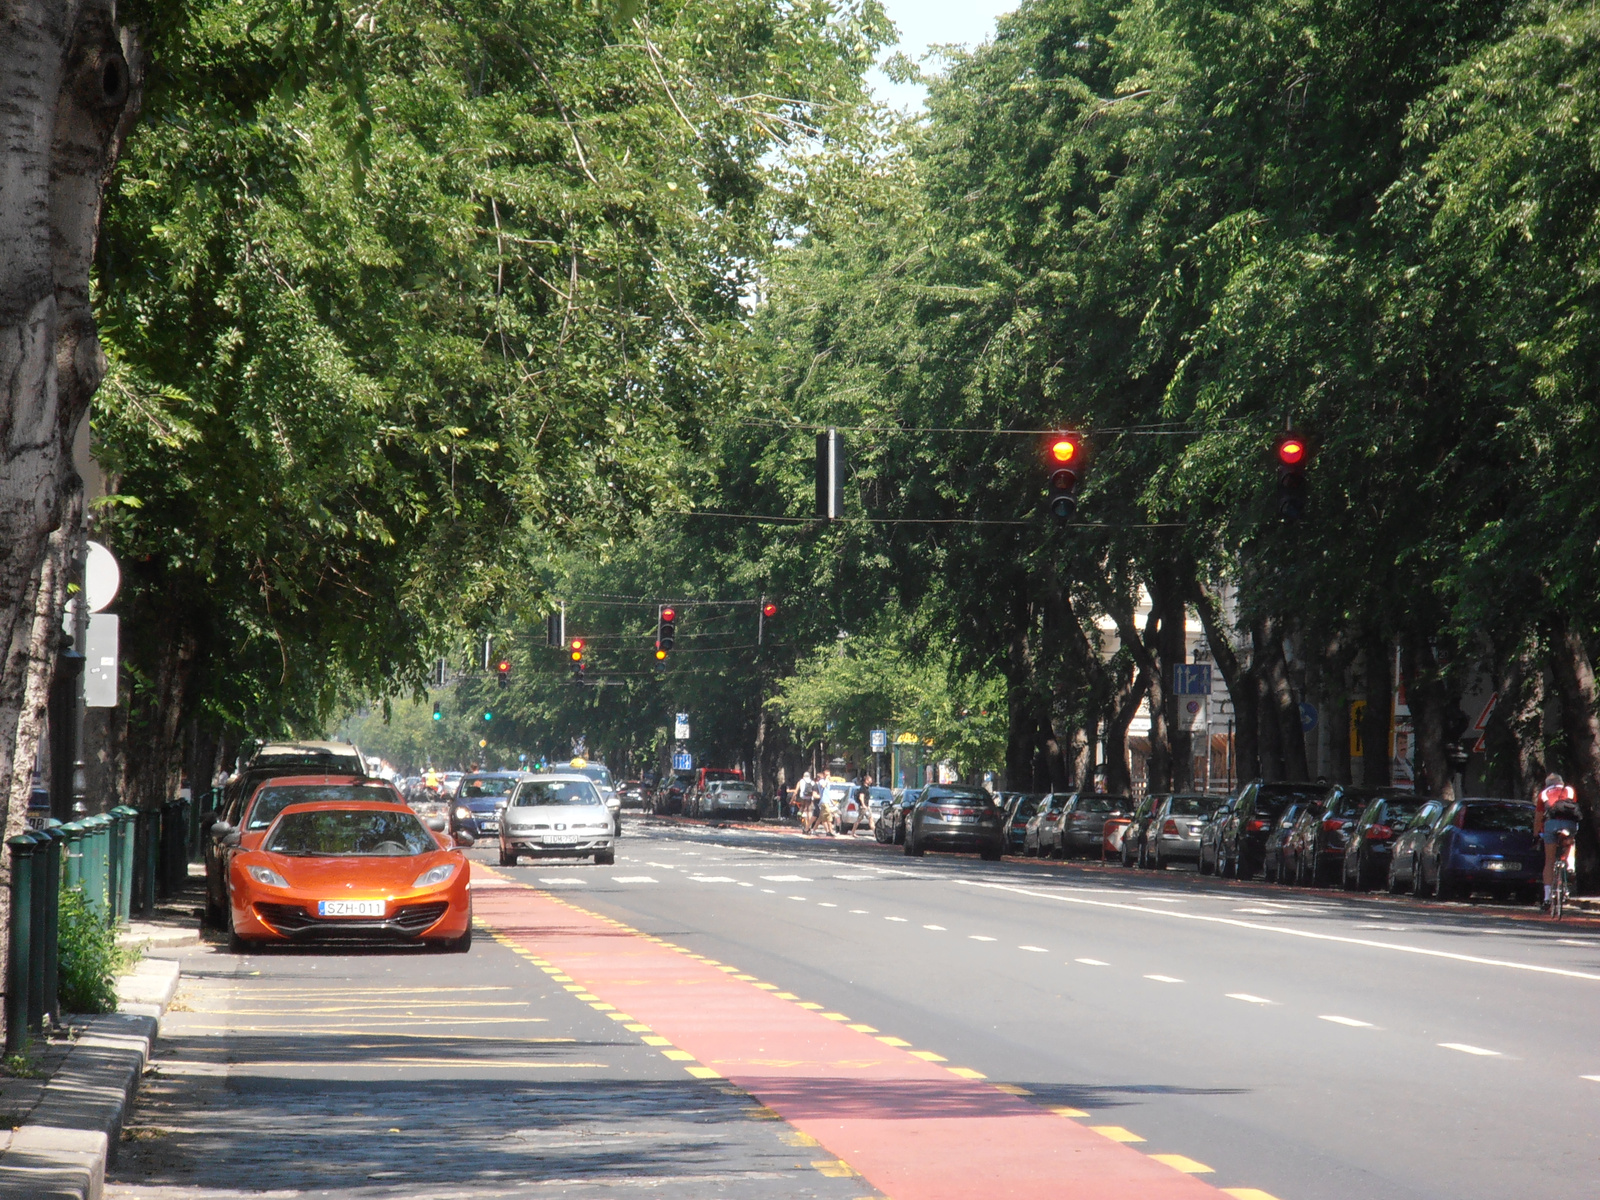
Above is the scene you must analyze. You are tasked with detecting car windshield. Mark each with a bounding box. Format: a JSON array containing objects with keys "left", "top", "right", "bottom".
[
  {"left": 1078, "top": 795, "right": 1124, "bottom": 813},
  {"left": 928, "top": 789, "right": 990, "bottom": 805},
  {"left": 265, "top": 809, "right": 434, "bottom": 856},
  {"left": 1376, "top": 800, "right": 1426, "bottom": 826},
  {"left": 577, "top": 766, "right": 613, "bottom": 787},
  {"left": 1166, "top": 795, "right": 1222, "bottom": 817},
  {"left": 248, "top": 784, "right": 390, "bottom": 831},
  {"left": 720, "top": 783, "right": 756, "bottom": 793},
  {"left": 1013, "top": 797, "right": 1042, "bottom": 819},
  {"left": 514, "top": 780, "right": 600, "bottom": 806},
  {"left": 869, "top": 788, "right": 894, "bottom": 801},
  {"left": 1461, "top": 803, "right": 1534, "bottom": 832},
  {"left": 458, "top": 777, "right": 517, "bottom": 799}
]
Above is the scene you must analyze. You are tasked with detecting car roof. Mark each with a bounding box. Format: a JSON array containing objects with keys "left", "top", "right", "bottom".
[
  {"left": 252, "top": 740, "right": 363, "bottom": 760},
  {"left": 461, "top": 771, "right": 526, "bottom": 779},
  {"left": 246, "top": 774, "right": 379, "bottom": 800},
  {"left": 273, "top": 797, "right": 413, "bottom": 815},
  {"left": 520, "top": 773, "right": 596, "bottom": 785}
]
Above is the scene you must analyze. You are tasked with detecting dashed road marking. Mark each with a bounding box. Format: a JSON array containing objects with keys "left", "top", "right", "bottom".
[
  {"left": 923, "top": 924, "right": 946, "bottom": 931},
  {"left": 820, "top": 902, "right": 838, "bottom": 907},
  {"left": 1226, "top": 993, "right": 1273, "bottom": 1005},
  {"left": 969, "top": 934, "right": 996, "bottom": 941},
  {"left": 1439, "top": 1042, "right": 1500, "bottom": 1056},
  {"left": 1319, "top": 1015, "right": 1373, "bottom": 1027},
  {"left": 762, "top": 875, "right": 813, "bottom": 882},
  {"left": 611, "top": 876, "right": 657, "bottom": 883},
  {"left": 909, "top": 1050, "right": 947, "bottom": 1062},
  {"left": 1144, "top": 974, "right": 1183, "bottom": 984},
  {"left": 1074, "top": 958, "right": 1109, "bottom": 966},
  {"left": 1090, "top": 1126, "right": 1145, "bottom": 1143},
  {"left": 886, "top": 916, "right": 907, "bottom": 922},
  {"left": 849, "top": 909, "right": 869, "bottom": 914},
  {"left": 1223, "top": 1190, "right": 1285, "bottom": 1200},
  {"left": 1018, "top": 945, "right": 1048, "bottom": 952},
  {"left": 948, "top": 1066, "right": 986, "bottom": 1079},
  {"left": 1150, "top": 1154, "right": 1213, "bottom": 1173}
]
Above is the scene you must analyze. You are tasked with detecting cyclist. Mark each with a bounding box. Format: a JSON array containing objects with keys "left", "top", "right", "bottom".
[{"left": 1536, "top": 772, "right": 1581, "bottom": 912}]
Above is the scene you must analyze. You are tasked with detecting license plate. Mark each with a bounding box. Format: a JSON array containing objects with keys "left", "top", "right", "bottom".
[
  {"left": 318, "top": 900, "right": 383, "bottom": 917},
  {"left": 1486, "top": 861, "right": 1519, "bottom": 871},
  {"left": 479, "top": 820, "right": 498, "bottom": 832},
  {"left": 543, "top": 834, "right": 579, "bottom": 845}
]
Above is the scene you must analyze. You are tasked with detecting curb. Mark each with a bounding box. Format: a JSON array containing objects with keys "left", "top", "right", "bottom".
[{"left": 0, "top": 957, "right": 180, "bottom": 1200}]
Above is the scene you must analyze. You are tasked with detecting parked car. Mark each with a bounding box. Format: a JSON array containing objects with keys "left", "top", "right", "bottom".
[
  {"left": 616, "top": 781, "right": 648, "bottom": 809},
  {"left": 1148, "top": 793, "right": 1226, "bottom": 869},
  {"left": 1416, "top": 798, "right": 1543, "bottom": 902},
  {"left": 1342, "top": 791, "right": 1434, "bottom": 891},
  {"left": 1385, "top": 799, "right": 1449, "bottom": 895},
  {"left": 451, "top": 771, "right": 522, "bottom": 840},
  {"left": 498, "top": 774, "right": 616, "bottom": 866},
  {"left": 1284, "top": 785, "right": 1368, "bottom": 886},
  {"left": 1218, "top": 782, "right": 1327, "bottom": 879},
  {"left": 865, "top": 786, "right": 895, "bottom": 832},
  {"left": 1264, "top": 800, "right": 1315, "bottom": 883},
  {"left": 904, "top": 785, "right": 1005, "bottom": 859},
  {"left": 696, "top": 779, "right": 759, "bottom": 819},
  {"left": 1025, "top": 793, "right": 1070, "bottom": 857},
  {"left": 1004, "top": 794, "right": 1046, "bottom": 856},
  {"left": 1058, "top": 793, "right": 1131, "bottom": 858},
  {"left": 879, "top": 787, "right": 922, "bottom": 844},
  {"left": 227, "top": 795, "right": 472, "bottom": 952},
  {"left": 1197, "top": 795, "right": 1237, "bottom": 875},
  {"left": 1120, "top": 795, "right": 1159, "bottom": 868}
]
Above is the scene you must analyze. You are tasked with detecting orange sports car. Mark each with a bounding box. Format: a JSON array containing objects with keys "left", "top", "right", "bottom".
[{"left": 227, "top": 797, "right": 473, "bottom": 952}]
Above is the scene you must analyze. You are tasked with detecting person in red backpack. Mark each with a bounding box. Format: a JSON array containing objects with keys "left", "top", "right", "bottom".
[{"left": 1536, "top": 772, "right": 1581, "bottom": 911}]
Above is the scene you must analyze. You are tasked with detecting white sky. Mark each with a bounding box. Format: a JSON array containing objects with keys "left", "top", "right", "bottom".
[{"left": 868, "top": 0, "right": 1019, "bottom": 111}]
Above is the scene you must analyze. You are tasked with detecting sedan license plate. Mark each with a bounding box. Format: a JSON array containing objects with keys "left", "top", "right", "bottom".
[
  {"left": 543, "top": 834, "right": 579, "bottom": 845},
  {"left": 318, "top": 899, "right": 383, "bottom": 917},
  {"left": 1486, "top": 861, "right": 1519, "bottom": 872},
  {"left": 479, "top": 820, "right": 498, "bottom": 832}
]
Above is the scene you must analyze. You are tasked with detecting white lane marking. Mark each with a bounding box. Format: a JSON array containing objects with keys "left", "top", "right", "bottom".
[
  {"left": 690, "top": 876, "right": 736, "bottom": 883},
  {"left": 955, "top": 879, "right": 1600, "bottom": 983},
  {"left": 538, "top": 877, "right": 588, "bottom": 885},
  {"left": 762, "top": 875, "right": 813, "bottom": 882},
  {"left": 1144, "top": 974, "right": 1183, "bottom": 984},
  {"left": 1320, "top": 1015, "right": 1373, "bottom": 1027},
  {"left": 1234, "top": 908, "right": 1282, "bottom": 915},
  {"left": 738, "top": 882, "right": 753, "bottom": 887},
  {"left": 969, "top": 935, "right": 996, "bottom": 942},
  {"left": 833, "top": 873, "right": 876, "bottom": 880},
  {"left": 761, "top": 889, "right": 776, "bottom": 894},
  {"left": 1558, "top": 938, "right": 1597, "bottom": 947},
  {"left": 645, "top": 863, "right": 678, "bottom": 869},
  {"left": 787, "top": 895, "right": 807, "bottom": 901},
  {"left": 1439, "top": 1042, "right": 1501, "bottom": 1056},
  {"left": 849, "top": 909, "right": 869, "bottom": 914},
  {"left": 611, "top": 876, "right": 657, "bottom": 883},
  {"left": 1142, "top": 897, "right": 1187, "bottom": 904},
  {"left": 1227, "top": 993, "right": 1272, "bottom": 1005},
  {"left": 1075, "top": 958, "right": 1109, "bottom": 966},
  {"left": 819, "top": 902, "right": 838, "bottom": 908},
  {"left": 924, "top": 924, "right": 946, "bottom": 931},
  {"left": 1582, "top": 1075, "right": 1600, "bottom": 1083},
  {"left": 1019, "top": 945, "right": 1048, "bottom": 953},
  {"left": 886, "top": 916, "right": 908, "bottom": 922}
]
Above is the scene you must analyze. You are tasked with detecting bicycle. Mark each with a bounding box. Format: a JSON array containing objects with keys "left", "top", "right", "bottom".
[{"left": 1551, "top": 828, "right": 1575, "bottom": 921}]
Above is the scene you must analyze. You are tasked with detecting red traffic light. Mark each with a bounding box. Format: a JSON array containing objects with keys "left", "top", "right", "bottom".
[
  {"left": 1276, "top": 436, "right": 1306, "bottom": 465},
  {"left": 496, "top": 659, "right": 511, "bottom": 673},
  {"left": 1049, "top": 435, "right": 1081, "bottom": 464},
  {"left": 762, "top": 602, "right": 778, "bottom": 618},
  {"left": 660, "top": 606, "right": 676, "bottom": 623}
]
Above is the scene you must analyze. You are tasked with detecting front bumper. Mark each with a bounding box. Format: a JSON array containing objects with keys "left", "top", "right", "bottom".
[
  {"left": 918, "top": 821, "right": 1003, "bottom": 851},
  {"left": 235, "top": 887, "right": 469, "bottom": 944},
  {"left": 501, "top": 831, "right": 614, "bottom": 855}
]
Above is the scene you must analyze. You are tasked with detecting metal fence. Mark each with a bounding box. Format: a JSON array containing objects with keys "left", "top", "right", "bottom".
[{"left": 5, "top": 798, "right": 191, "bottom": 1054}]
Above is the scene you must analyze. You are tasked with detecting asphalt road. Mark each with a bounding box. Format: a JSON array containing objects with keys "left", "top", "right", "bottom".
[
  {"left": 110, "top": 814, "right": 1600, "bottom": 1199},
  {"left": 512, "top": 816, "right": 1600, "bottom": 1200}
]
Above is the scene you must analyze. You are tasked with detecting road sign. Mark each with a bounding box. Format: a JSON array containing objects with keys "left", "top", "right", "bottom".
[
  {"left": 84, "top": 613, "right": 118, "bottom": 708},
  {"left": 870, "top": 729, "right": 888, "bottom": 752},
  {"left": 1299, "top": 702, "right": 1318, "bottom": 732},
  {"left": 1470, "top": 692, "right": 1498, "bottom": 753},
  {"left": 85, "top": 541, "right": 120, "bottom": 613},
  {"left": 671, "top": 750, "right": 693, "bottom": 770},
  {"left": 674, "top": 712, "right": 690, "bottom": 740},
  {"left": 1173, "top": 664, "right": 1212, "bottom": 695},
  {"left": 1349, "top": 701, "right": 1366, "bottom": 756}
]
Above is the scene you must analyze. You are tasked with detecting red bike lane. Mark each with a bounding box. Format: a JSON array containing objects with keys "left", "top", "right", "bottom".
[{"left": 475, "top": 874, "right": 1242, "bottom": 1200}]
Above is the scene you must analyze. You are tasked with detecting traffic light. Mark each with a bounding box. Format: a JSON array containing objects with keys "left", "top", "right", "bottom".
[
  {"left": 496, "top": 658, "right": 511, "bottom": 688},
  {"left": 1046, "top": 431, "right": 1087, "bottom": 522},
  {"left": 762, "top": 601, "right": 778, "bottom": 619},
  {"left": 758, "top": 598, "right": 777, "bottom": 646},
  {"left": 545, "top": 605, "right": 565, "bottom": 647},
  {"left": 483, "top": 708, "right": 493, "bottom": 722},
  {"left": 432, "top": 702, "right": 442, "bottom": 722},
  {"left": 1274, "top": 432, "right": 1309, "bottom": 520},
  {"left": 570, "top": 637, "right": 586, "bottom": 683},
  {"left": 656, "top": 605, "right": 677, "bottom": 655},
  {"left": 815, "top": 428, "right": 845, "bottom": 520}
]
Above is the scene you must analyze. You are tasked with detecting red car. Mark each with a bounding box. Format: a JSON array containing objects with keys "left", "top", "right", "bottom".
[{"left": 226, "top": 796, "right": 472, "bottom": 952}]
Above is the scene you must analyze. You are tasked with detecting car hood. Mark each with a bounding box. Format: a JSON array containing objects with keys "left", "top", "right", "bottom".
[
  {"left": 461, "top": 798, "right": 507, "bottom": 812},
  {"left": 502, "top": 806, "right": 610, "bottom": 821},
  {"left": 253, "top": 851, "right": 461, "bottom": 891}
]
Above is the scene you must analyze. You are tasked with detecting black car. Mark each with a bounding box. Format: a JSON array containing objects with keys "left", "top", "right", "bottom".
[
  {"left": 1264, "top": 801, "right": 1314, "bottom": 883},
  {"left": 1219, "top": 781, "right": 1327, "bottom": 880},
  {"left": 1385, "top": 799, "right": 1449, "bottom": 894},
  {"left": 1197, "top": 795, "right": 1237, "bottom": 875},
  {"left": 1342, "top": 790, "right": 1433, "bottom": 891},
  {"left": 1285, "top": 784, "right": 1367, "bottom": 886},
  {"left": 904, "top": 785, "right": 1004, "bottom": 860},
  {"left": 1004, "top": 793, "right": 1045, "bottom": 856},
  {"left": 880, "top": 787, "right": 923, "bottom": 844},
  {"left": 451, "top": 771, "right": 523, "bottom": 839}
]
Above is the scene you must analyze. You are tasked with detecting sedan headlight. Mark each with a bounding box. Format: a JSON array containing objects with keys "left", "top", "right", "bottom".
[
  {"left": 247, "top": 865, "right": 288, "bottom": 888},
  {"left": 412, "top": 863, "right": 457, "bottom": 888},
  {"left": 455, "top": 806, "right": 472, "bottom": 820}
]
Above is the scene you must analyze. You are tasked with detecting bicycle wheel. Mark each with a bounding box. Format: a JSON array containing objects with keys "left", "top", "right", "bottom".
[{"left": 1553, "top": 862, "right": 1567, "bottom": 921}]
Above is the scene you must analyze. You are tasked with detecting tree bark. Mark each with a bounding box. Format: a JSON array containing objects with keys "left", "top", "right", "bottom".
[
  {"left": 1361, "top": 634, "right": 1392, "bottom": 787},
  {"left": 1261, "top": 617, "right": 1309, "bottom": 781},
  {"left": 1402, "top": 637, "right": 1452, "bottom": 801},
  {"left": 1192, "top": 581, "right": 1258, "bottom": 786}
]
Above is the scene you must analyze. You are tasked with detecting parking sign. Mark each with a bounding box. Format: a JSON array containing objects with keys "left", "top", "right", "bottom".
[{"left": 870, "top": 729, "right": 887, "bottom": 752}]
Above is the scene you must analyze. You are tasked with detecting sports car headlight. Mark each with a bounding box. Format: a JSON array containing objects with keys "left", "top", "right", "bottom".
[
  {"left": 247, "top": 865, "right": 288, "bottom": 888},
  {"left": 455, "top": 807, "right": 472, "bottom": 819},
  {"left": 412, "top": 863, "right": 457, "bottom": 888}
]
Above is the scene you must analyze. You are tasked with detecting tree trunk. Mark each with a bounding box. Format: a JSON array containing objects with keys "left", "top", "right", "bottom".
[
  {"left": 1361, "top": 634, "right": 1392, "bottom": 787},
  {"left": 1402, "top": 637, "right": 1452, "bottom": 801},
  {"left": 1192, "top": 581, "right": 1258, "bottom": 785},
  {"left": 1102, "top": 655, "right": 1148, "bottom": 797},
  {"left": 1261, "top": 618, "right": 1309, "bottom": 781},
  {"left": 1500, "top": 641, "right": 1545, "bottom": 799}
]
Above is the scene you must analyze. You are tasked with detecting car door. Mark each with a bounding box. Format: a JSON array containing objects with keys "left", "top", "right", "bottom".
[
  {"left": 1391, "top": 801, "right": 1442, "bottom": 888},
  {"left": 1223, "top": 785, "right": 1257, "bottom": 873},
  {"left": 1421, "top": 801, "right": 1461, "bottom": 890},
  {"left": 1200, "top": 798, "right": 1234, "bottom": 872}
]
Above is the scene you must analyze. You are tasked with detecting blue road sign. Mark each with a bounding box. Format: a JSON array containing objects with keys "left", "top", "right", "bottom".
[
  {"left": 1173, "top": 664, "right": 1213, "bottom": 695},
  {"left": 672, "top": 750, "right": 694, "bottom": 771}
]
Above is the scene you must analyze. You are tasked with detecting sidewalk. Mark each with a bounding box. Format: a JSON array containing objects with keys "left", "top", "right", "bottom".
[{"left": 0, "top": 895, "right": 190, "bottom": 1200}]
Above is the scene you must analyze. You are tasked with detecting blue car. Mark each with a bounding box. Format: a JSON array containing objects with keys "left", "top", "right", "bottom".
[
  {"left": 450, "top": 771, "right": 524, "bottom": 840},
  {"left": 1417, "top": 798, "right": 1543, "bottom": 903}
]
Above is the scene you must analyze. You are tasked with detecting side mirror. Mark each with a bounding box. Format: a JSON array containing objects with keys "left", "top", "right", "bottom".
[
  {"left": 210, "top": 821, "right": 235, "bottom": 842},
  {"left": 454, "top": 829, "right": 476, "bottom": 848},
  {"left": 494, "top": 799, "right": 508, "bottom": 811},
  {"left": 606, "top": 797, "right": 621, "bottom": 811},
  {"left": 424, "top": 815, "right": 447, "bottom": 832}
]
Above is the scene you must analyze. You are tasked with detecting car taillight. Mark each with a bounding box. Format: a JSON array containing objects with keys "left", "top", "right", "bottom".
[
  {"left": 1162, "top": 819, "right": 1180, "bottom": 835},
  {"left": 1245, "top": 819, "right": 1266, "bottom": 832},
  {"left": 1365, "top": 823, "right": 1393, "bottom": 841},
  {"left": 1321, "top": 818, "right": 1347, "bottom": 832}
]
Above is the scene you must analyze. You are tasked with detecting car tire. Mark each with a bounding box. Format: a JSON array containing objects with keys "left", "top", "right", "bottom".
[
  {"left": 1236, "top": 852, "right": 1253, "bottom": 882},
  {"left": 1218, "top": 845, "right": 1234, "bottom": 879},
  {"left": 442, "top": 924, "right": 473, "bottom": 953},
  {"left": 1121, "top": 838, "right": 1134, "bottom": 868},
  {"left": 1411, "top": 858, "right": 1427, "bottom": 897},
  {"left": 1137, "top": 840, "right": 1150, "bottom": 870},
  {"left": 595, "top": 850, "right": 615, "bottom": 865},
  {"left": 499, "top": 845, "right": 517, "bottom": 867},
  {"left": 980, "top": 845, "right": 1002, "bottom": 862},
  {"left": 1154, "top": 844, "right": 1167, "bottom": 870},
  {"left": 1199, "top": 846, "right": 1214, "bottom": 876}
]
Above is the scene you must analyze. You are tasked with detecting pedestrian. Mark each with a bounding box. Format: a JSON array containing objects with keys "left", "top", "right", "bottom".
[{"left": 796, "top": 771, "right": 818, "bottom": 832}]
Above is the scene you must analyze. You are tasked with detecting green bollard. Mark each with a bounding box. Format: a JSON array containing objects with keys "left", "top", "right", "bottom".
[
  {"left": 110, "top": 807, "right": 138, "bottom": 924},
  {"left": 25, "top": 832, "right": 47, "bottom": 1035},
  {"left": 6, "top": 835, "right": 37, "bottom": 1054},
  {"left": 60, "top": 820, "right": 84, "bottom": 893},
  {"left": 133, "top": 810, "right": 157, "bottom": 918},
  {"left": 38, "top": 825, "right": 62, "bottom": 1026},
  {"left": 83, "top": 815, "right": 110, "bottom": 920}
]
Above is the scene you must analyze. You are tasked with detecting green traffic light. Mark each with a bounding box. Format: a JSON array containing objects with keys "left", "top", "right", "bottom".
[{"left": 483, "top": 710, "right": 493, "bottom": 721}]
